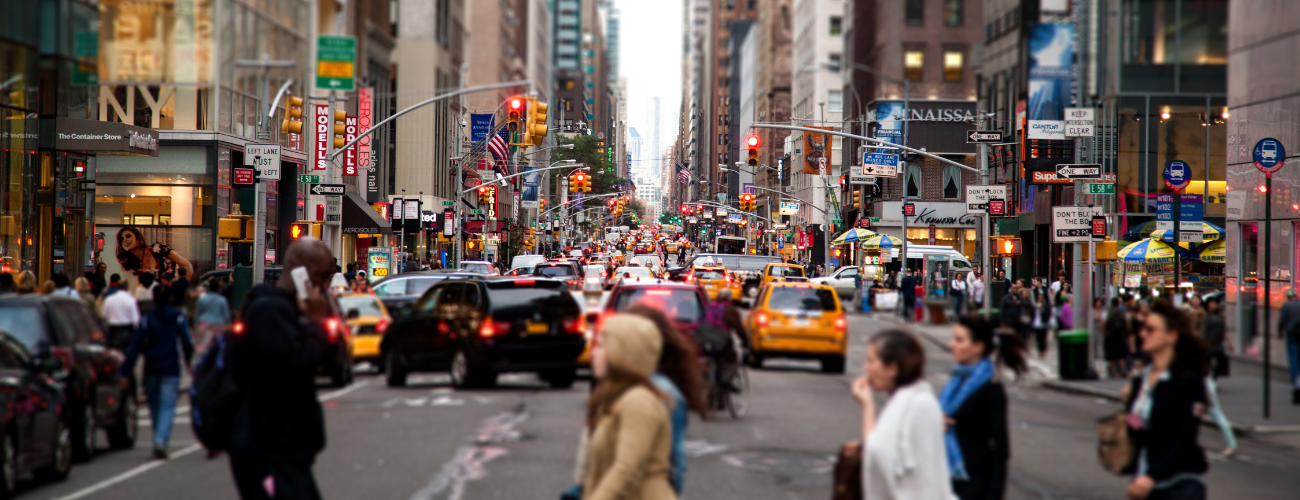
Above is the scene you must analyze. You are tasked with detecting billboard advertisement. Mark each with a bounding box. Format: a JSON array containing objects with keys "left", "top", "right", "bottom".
[
  {"left": 802, "top": 126, "right": 834, "bottom": 174},
  {"left": 1027, "top": 23, "right": 1074, "bottom": 140}
]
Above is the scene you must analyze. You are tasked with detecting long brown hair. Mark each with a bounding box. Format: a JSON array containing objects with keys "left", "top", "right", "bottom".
[{"left": 625, "top": 303, "right": 709, "bottom": 418}]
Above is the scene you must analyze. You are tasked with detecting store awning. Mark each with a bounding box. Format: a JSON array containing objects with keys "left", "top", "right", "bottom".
[{"left": 342, "top": 190, "right": 393, "bottom": 236}]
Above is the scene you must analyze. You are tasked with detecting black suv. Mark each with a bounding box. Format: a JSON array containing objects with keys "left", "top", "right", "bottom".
[
  {"left": 0, "top": 330, "right": 73, "bottom": 494},
  {"left": 0, "top": 296, "right": 137, "bottom": 462},
  {"left": 381, "top": 277, "right": 586, "bottom": 389}
]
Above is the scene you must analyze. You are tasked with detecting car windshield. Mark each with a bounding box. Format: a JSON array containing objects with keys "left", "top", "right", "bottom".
[
  {"left": 463, "top": 263, "right": 493, "bottom": 273},
  {"left": 0, "top": 306, "right": 45, "bottom": 354},
  {"left": 339, "top": 296, "right": 385, "bottom": 317},
  {"left": 536, "top": 265, "right": 576, "bottom": 277},
  {"left": 693, "top": 269, "right": 726, "bottom": 280},
  {"left": 768, "top": 266, "right": 804, "bottom": 277},
  {"left": 409, "top": 277, "right": 446, "bottom": 295},
  {"left": 767, "top": 287, "right": 837, "bottom": 311},
  {"left": 613, "top": 288, "right": 702, "bottom": 323}
]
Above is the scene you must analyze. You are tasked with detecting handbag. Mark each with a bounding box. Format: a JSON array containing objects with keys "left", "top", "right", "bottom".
[
  {"left": 1096, "top": 412, "right": 1137, "bottom": 474},
  {"left": 830, "top": 440, "right": 863, "bottom": 500}
]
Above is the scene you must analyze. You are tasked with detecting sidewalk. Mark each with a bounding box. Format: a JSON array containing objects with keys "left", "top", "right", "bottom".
[{"left": 862, "top": 311, "right": 1300, "bottom": 434}]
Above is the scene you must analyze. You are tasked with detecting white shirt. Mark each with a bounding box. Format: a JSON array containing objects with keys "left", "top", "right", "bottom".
[
  {"left": 133, "top": 283, "right": 154, "bottom": 302},
  {"left": 970, "top": 278, "right": 985, "bottom": 303},
  {"left": 862, "top": 381, "right": 955, "bottom": 500},
  {"left": 101, "top": 290, "right": 140, "bottom": 326}
]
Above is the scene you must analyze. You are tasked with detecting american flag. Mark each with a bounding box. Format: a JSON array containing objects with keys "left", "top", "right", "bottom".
[
  {"left": 478, "top": 128, "right": 511, "bottom": 177},
  {"left": 677, "top": 164, "right": 691, "bottom": 185}
]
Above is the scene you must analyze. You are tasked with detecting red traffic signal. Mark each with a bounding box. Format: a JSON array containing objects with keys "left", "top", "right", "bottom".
[
  {"left": 290, "top": 223, "right": 304, "bottom": 240},
  {"left": 509, "top": 97, "right": 523, "bottom": 110},
  {"left": 747, "top": 135, "right": 759, "bottom": 147},
  {"left": 995, "top": 237, "right": 1023, "bottom": 256}
]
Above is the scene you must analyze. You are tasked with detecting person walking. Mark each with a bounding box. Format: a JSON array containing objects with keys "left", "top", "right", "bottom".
[
  {"left": 194, "top": 278, "right": 231, "bottom": 354},
  {"left": 969, "top": 272, "right": 985, "bottom": 313},
  {"left": 1202, "top": 297, "right": 1230, "bottom": 379},
  {"left": 998, "top": 284, "right": 1025, "bottom": 339},
  {"left": 120, "top": 286, "right": 195, "bottom": 459},
  {"left": 15, "top": 270, "right": 37, "bottom": 294},
  {"left": 1030, "top": 293, "right": 1051, "bottom": 359},
  {"left": 135, "top": 272, "right": 158, "bottom": 316},
  {"left": 944, "top": 316, "right": 1028, "bottom": 500},
  {"left": 51, "top": 273, "right": 77, "bottom": 297},
  {"left": 951, "top": 274, "right": 968, "bottom": 317},
  {"left": 74, "top": 277, "right": 98, "bottom": 312},
  {"left": 1277, "top": 289, "right": 1300, "bottom": 404},
  {"left": 1184, "top": 295, "right": 1206, "bottom": 340},
  {"left": 582, "top": 314, "right": 676, "bottom": 500},
  {"left": 900, "top": 269, "right": 918, "bottom": 322},
  {"left": 1105, "top": 298, "right": 1131, "bottom": 378},
  {"left": 1123, "top": 300, "right": 1209, "bottom": 500},
  {"left": 101, "top": 274, "right": 140, "bottom": 350},
  {"left": 227, "top": 238, "right": 335, "bottom": 500},
  {"left": 851, "top": 329, "right": 951, "bottom": 499}
]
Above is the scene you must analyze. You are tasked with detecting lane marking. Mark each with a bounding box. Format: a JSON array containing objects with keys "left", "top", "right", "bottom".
[
  {"left": 56, "top": 380, "right": 370, "bottom": 499},
  {"left": 409, "top": 408, "right": 529, "bottom": 500}
]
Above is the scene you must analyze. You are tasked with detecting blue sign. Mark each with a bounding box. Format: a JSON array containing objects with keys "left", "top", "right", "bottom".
[
  {"left": 1178, "top": 194, "right": 1203, "bottom": 229},
  {"left": 862, "top": 153, "right": 899, "bottom": 167},
  {"left": 777, "top": 238, "right": 784, "bottom": 250},
  {"left": 1162, "top": 160, "right": 1190, "bottom": 191},
  {"left": 1155, "top": 193, "right": 1174, "bottom": 231},
  {"left": 470, "top": 114, "right": 495, "bottom": 143},
  {"left": 1253, "top": 138, "right": 1286, "bottom": 176}
]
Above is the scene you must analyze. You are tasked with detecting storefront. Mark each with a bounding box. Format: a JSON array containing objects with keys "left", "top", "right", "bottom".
[
  {"left": 341, "top": 190, "right": 392, "bottom": 266},
  {"left": 869, "top": 201, "right": 981, "bottom": 262}
]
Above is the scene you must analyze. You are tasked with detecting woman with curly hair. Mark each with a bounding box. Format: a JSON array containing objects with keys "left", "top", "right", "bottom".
[{"left": 115, "top": 227, "right": 193, "bottom": 281}]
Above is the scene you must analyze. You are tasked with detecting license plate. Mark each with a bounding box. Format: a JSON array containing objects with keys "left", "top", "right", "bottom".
[
  {"left": 526, "top": 322, "right": 549, "bottom": 334},
  {"left": 704, "top": 284, "right": 716, "bottom": 289},
  {"left": 793, "top": 318, "right": 810, "bottom": 327}
]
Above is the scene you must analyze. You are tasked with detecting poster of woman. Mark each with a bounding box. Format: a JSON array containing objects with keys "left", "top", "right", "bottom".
[{"left": 109, "top": 226, "right": 194, "bottom": 286}]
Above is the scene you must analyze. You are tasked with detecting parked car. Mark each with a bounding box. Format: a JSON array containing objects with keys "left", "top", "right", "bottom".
[
  {"left": 0, "top": 329, "right": 73, "bottom": 493},
  {"left": 371, "top": 272, "right": 480, "bottom": 318},
  {"left": 811, "top": 266, "right": 861, "bottom": 298},
  {"left": 0, "top": 296, "right": 138, "bottom": 462},
  {"left": 381, "top": 277, "right": 587, "bottom": 389}
]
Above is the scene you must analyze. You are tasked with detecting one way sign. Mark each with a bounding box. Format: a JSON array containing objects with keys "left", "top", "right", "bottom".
[
  {"left": 309, "top": 183, "right": 346, "bottom": 195},
  {"left": 966, "top": 131, "right": 1004, "bottom": 143},
  {"left": 1055, "top": 164, "right": 1102, "bottom": 179}
]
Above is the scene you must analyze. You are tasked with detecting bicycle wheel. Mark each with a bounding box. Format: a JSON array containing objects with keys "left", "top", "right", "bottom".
[{"left": 725, "top": 365, "right": 749, "bottom": 419}]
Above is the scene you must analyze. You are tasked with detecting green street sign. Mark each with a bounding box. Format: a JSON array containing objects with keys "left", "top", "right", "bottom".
[
  {"left": 299, "top": 175, "right": 320, "bottom": 183},
  {"left": 868, "top": 217, "right": 881, "bottom": 223},
  {"left": 470, "top": 209, "right": 484, "bottom": 215},
  {"left": 442, "top": 200, "right": 455, "bottom": 207},
  {"left": 1086, "top": 183, "right": 1116, "bottom": 194},
  {"left": 315, "top": 35, "right": 357, "bottom": 91}
]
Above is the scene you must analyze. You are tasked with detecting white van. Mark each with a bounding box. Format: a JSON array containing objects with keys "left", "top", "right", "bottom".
[
  {"left": 898, "top": 245, "right": 975, "bottom": 273},
  {"left": 511, "top": 254, "right": 547, "bottom": 270}
]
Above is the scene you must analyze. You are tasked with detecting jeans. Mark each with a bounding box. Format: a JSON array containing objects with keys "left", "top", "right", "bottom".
[
  {"left": 952, "top": 290, "right": 965, "bottom": 317},
  {"left": 143, "top": 375, "right": 180, "bottom": 448},
  {"left": 1287, "top": 336, "right": 1300, "bottom": 389}
]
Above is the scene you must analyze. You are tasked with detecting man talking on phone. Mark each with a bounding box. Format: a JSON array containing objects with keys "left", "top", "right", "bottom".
[{"left": 228, "top": 238, "right": 336, "bottom": 500}]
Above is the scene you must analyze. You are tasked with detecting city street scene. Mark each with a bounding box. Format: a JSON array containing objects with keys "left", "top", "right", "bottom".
[{"left": 0, "top": 0, "right": 1295, "bottom": 499}]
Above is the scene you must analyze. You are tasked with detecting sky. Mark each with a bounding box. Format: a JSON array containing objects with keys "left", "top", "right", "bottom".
[{"left": 614, "top": 0, "right": 682, "bottom": 177}]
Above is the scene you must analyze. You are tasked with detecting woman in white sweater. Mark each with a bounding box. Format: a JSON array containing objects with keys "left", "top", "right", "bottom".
[{"left": 852, "top": 329, "right": 955, "bottom": 500}]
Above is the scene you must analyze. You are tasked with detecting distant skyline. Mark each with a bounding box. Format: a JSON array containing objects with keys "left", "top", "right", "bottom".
[{"left": 614, "top": 0, "right": 680, "bottom": 179}]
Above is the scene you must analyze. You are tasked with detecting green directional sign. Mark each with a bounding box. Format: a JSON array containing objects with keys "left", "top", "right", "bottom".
[
  {"left": 470, "top": 209, "right": 484, "bottom": 215},
  {"left": 1086, "top": 183, "right": 1116, "bottom": 195},
  {"left": 868, "top": 217, "right": 881, "bottom": 223},
  {"left": 315, "top": 35, "right": 356, "bottom": 91},
  {"left": 299, "top": 174, "right": 320, "bottom": 183}
]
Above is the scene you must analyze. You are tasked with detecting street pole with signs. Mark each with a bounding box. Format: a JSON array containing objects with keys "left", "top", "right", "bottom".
[{"left": 236, "top": 55, "right": 295, "bottom": 284}]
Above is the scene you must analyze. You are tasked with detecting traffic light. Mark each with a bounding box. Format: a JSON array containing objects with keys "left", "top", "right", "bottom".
[
  {"left": 290, "top": 221, "right": 322, "bottom": 240},
  {"left": 739, "top": 192, "right": 755, "bottom": 211},
  {"left": 526, "top": 96, "right": 548, "bottom": 146},
  {"left": 477, "top": 185, "right": 490, "bottom": 204},
  {"left": 332, "top": 108, "right": 347, "bottom": 148},
  {"left": 852, "top": 189, "right": 862, "bottom": 209},
  {"left": 218, "top": 214, "right": 254, "bottom": 243},
  {"left": 507, "top": 97, "right": 523, "bottom": 133},
  {"left": 746, "top": 134, "right": 760, "bottom": 167},
  {"left": 281, "top": 96, "right": 304, "bottom": 135},
  {"left": 993, "top": 237, "right": 1023, "bottom": 256}
]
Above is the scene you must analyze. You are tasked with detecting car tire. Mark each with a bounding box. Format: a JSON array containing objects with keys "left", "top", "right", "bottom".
[
  {"left": 542, "top": 369, "right": 577, "bottom": 389},
  {"left": 450, "top": 349, "right": 495, "bottom": 389},
  {"left": 71, "top": 402, "right": 96, "bottom": 462},
  {"left": 821, "top": 355, "right": 846, "bottom": 374},
  {"left": 0, "top": 431, "right": 16, "bottom": 499},
  {"left": 385, "top": 350, "right": 408, "bottom": 387},
  {"left": 106, "top": 393, "right": 138, "bottom": 450},
  {"left": 35, "top": 419, "right": 72, "bottom": 483},
  {"left": 744, "top": 352, "right": 764, "bottom": 368}
]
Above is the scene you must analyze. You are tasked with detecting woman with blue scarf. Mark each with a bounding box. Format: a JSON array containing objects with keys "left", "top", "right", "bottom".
[{"left": 942, "top": 316, "right": 1028, "bottom": 500}]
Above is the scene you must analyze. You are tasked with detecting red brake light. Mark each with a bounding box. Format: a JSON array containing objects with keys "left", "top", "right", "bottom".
[
  {"left": 834, "top": 315, "right": 847, "bottom": 332},
  {"left": 755, "top": 311, "right": 770, "bottom": 328},
  {"left": 562, "top": 317, "right": 584, "bottom": 334},
  {"left": 376, "top": 319, "right": 389, "bottom": 334},
  {"left": 479, "top": 317, "right": 510, "bottom": 338},
  {"left": 232, "top": 321, "right": 245, "bottom": 335},
  {"left": 514, "top": 279, "right": 536, "bottom": 286},
  {"left": 646, "top": 289, "right": 672, "bottom": 296},
  {"left": 326, "top": 318, "right": 341, "bottom": 341}
]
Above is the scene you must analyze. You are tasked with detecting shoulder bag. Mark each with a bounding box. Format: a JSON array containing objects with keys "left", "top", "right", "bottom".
[
  {"left": 830, "top": 440, "right": 863, "bottom": 500},
  {"left": 1095, "top": 411, "right": 1136, "bottom": 474}
]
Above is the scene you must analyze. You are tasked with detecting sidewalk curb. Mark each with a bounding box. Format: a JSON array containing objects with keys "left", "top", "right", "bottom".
[{"left": 1040, "top": 379, "right": 1300, "bottom": 435}]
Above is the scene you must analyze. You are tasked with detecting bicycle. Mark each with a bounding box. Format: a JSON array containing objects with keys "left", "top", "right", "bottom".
[{"left": 702, "top": 332, "right": 749, "bottom": 419}]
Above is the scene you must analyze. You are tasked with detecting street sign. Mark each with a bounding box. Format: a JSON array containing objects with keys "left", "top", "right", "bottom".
[
  {"left": 861, "top": 153, "right": 900, "bottom": 177},
  {"left": 245, "top": 143, "right": 281, "bottom": 180},
  {"left": 470, "top": 209, "right": 484, "bottom": 215},
  {"left": 868, "top": 217, "right": 881, "bottom": 223},
  {"left": 308, "top": 183, "right": 346, "bottom": 196},
  {"left": 779, "top": 202, "right": 800, "bottom": 215},
  {"left": 728, "top": 213, "right": 742, "bottom": 223},
  {"left": 316, "top": 35, "right": 357, "bottom": 91},
  {"left": 442, "top": 200, "right": 455, "bottom": 207},
  {"left": 325, "top": 196, "right": 342, "bottom": 224},
  {"left": 689, "top": 217, "right": 698, "bottom": 224},
  {"left": 1179, "top": 194, "right": 1203, "bottom": 243},
  {"left": 966, "top": 130, "right": 1004, "bottom": 143},
  {"left": 1163, "top": 160, "right": 1190, "bottom": 191},
  {"left": 1056, "top": 164, "right": 1101, "bottom": 179},
  {"left": 965, "top": 185, "right": 1008, "bottom": 214},
  {"left": 1086, "top": 183, "right": 1115, "bottom": 194},
  {"left": 902, "top": 203, "right": 916, "bottom": 216},
  {"left": 988, "top": 199, "right": 1005, "bottom": 215},
  {"left": 1156, "top": 193, "right": 1174, "bottom": 232},
  {"left": 234, "top": 168, "right": 255, "bottom": 185},
  {"left": 848, "top": 173, "right": 878, "bottom": 185},
  {"left": 1091, "top": 216, "right": 1107, "bottom": 237},
  {"left": 299, "top": 175, "right": 321, "bottom": 184},
  {"left": 1253, "top": 138, "right": 1287, "bottom": 177},
  {"left": 715, "top": 208, "right": 727, "bottom": 217},
  {"left": 1052, "top": 206, "right": 1103, "bottom": 243},
  {"left": 1064, "top": 108, "right": 1095, "bottom": 137}
]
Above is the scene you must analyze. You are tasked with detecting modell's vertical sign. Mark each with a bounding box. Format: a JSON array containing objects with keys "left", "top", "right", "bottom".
[
  {"left": 343, "top": 115, "right": 358, "bottom": 176},
  {"left": 314, "top": 103, "right": 330, "bottom": 170}
]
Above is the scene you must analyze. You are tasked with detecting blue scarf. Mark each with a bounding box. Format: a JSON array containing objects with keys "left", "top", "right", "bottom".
[{"left": 939, "top": 358, "right": 994, "bottom": 481}]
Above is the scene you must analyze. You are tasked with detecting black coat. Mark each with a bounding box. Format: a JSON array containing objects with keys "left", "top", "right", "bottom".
[
  {"left": 1123, "top": 371, "right": 1207, "bottom": 481},
  {"left": 951, "top": 379, "right": 1010, "bottom": 500},
  {"left": 231, "top": 286, "right": 328, "bottom": 463},
  {"left": 900, "top": 275, "right": 917, "bottom": 298}
]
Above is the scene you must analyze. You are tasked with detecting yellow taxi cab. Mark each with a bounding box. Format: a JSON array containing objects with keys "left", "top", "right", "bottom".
[
  {"left": 746, "top": 282, "right": 846, "bottom": 373},
  {"left": 760, "top": 263, "right": 807, "bottom": 287},
  {"left": 338, "top": 293, "right": 391, "bottom": 365},
  {"left": 664, "top": 241, "right": 679, "bottom": 253},
  {"left": 690, "top": 265, "right": 740, "bottom": 300}
]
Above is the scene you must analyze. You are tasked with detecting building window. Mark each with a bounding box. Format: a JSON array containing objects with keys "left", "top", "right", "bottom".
[
  {"left": 906, "top": 0, "right": 924, "bottom": 26},
  {"left": 905, "top": 164, "right": 922, "bottom": 198},
  {"left": 944, "top": 0, "right": 963, "bottom": 26},
  {"left": 942, "top": 165, "right": 961, "bottom": 199},
  {"left": 830, "top": 16, "right": 842, "bottom": 36},
  {"left": 943, "top": 50, "right": 964, "bottom": 81},
  {"left": 904, "top": 50, "right": 925, "bottom": 81},
  {"left": 829, "top": 53, "right": 842, "bottom": 70},
  {"left": 828, "top": 91, "right": 842, "bottom": 113}
]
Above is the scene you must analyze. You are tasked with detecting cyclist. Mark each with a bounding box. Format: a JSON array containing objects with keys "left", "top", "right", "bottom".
[{"left": 701, "top": 288, "right": 747, "bottom": 391}]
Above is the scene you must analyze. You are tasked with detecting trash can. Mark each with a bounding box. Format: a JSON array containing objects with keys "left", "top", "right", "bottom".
[{"left": 1057, "top": 329, "right": 1091, "bottom": 380}]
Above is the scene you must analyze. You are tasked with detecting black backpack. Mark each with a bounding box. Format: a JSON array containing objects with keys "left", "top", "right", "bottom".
[{"left": 188, "top": 330, "right": 243, "bottom": 452}]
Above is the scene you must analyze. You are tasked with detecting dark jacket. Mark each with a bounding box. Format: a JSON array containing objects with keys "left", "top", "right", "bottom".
[
  {"left": 1123, "top": 371, "right": 1207, "bottom": 481},
  {"left": 999, "top": 295, "right": 1023, "bottom": 328},
  {"left": 121, "top": 304, "right": 195, "bottom": 377},
  {"left": 231, "top": 285, "right": 327, "bottom": 463},
  {"left": 951, "top": 379, "right": 1009, "bottom": 499},
  {"left": 1202, "top": 313, "right": 1226, "bottom": 352},
  {"left": 1278, "top": 300, "right": 1300, "bottom": 339},
  {"left": 900, "top": 275, "right": 917, "bottom": 299}
]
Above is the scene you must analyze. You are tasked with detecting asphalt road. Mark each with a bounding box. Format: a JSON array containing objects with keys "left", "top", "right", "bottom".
[{"left": 13, "top": 315, "right": 1300, "bottom": 500}]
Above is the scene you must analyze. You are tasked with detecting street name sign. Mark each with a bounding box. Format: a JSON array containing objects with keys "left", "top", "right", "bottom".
[
  {"left": 861, "top": 153, "right": 900, "bottom": 177},
  {"left": 299, "top": 175, "right": 320, "bottom": 184},
  {"left": 442, "top": 200, "right": 455, "bottom": 207},
  {"left": 309, "top": 183, "right": 346, "bottom": 196},
  {"left": 245, "top": 143, "right": 281, "bottom": 180},
  {"left": 1053, "top": 206, "right": 1104, "bottom": 243},
  {"left": 966, "top": 131, "right": 1004, "bottom": 143},
  {"left": 965, "top": 185, "right": 1008, "bottom": 214},
  {"left": 1086, "top": 183, "right": 1115, "bottom": 195},
  {"left": 1064, "top": 108, "right": 1095, "bottom": 138},
  {"left": 1056, "top": 164, "right": 1102, "bottom": 179}
]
